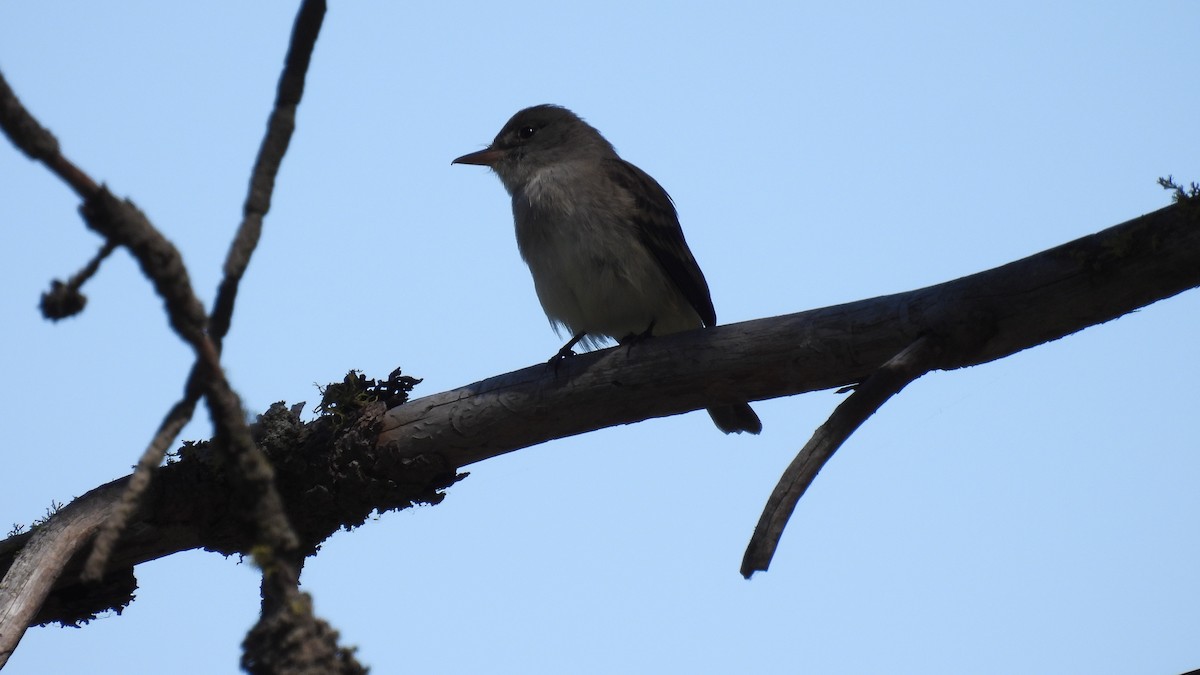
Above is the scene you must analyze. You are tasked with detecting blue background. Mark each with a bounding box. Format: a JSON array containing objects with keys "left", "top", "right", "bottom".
[{"left": 1, "top": 3, "right": 1197, "bottom": 673}]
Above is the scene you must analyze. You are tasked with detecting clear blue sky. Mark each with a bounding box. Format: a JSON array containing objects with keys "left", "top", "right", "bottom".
[{"left": 2, "top": 3, "right": 1197, "bottom": 673}]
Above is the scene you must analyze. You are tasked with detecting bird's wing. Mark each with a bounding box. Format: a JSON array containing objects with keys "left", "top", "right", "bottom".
[{"left": 604, "top": 158, "right": 718, "bottom": 327}]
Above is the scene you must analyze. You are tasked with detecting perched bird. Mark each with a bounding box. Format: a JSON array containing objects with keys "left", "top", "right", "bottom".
[{"left": 453, "top": 104, "right": 761, "bottom": 434}]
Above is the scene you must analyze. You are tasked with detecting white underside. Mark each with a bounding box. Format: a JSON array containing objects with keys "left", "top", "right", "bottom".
[{"left": 515, "top": 165, "right": 701, "bottom": 347}]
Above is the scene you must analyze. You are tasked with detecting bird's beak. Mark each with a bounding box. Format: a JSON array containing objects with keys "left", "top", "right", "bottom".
[{"left": 452, "top": 147, "right": 505, "bottom": 166}]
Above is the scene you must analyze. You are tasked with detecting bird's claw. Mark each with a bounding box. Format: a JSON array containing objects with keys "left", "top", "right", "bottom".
[{"left": 547, "top": 346, "right": 576, "bottom": 372}]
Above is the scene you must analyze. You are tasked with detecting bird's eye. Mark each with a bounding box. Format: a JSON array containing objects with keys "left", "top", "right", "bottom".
[{"left": 517, "top": 126, "right": 537, "bottom": 140}]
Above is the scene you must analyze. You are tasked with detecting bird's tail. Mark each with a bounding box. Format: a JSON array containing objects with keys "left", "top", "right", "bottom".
[{"left": 707, "top": 402, "right": 762, "bottom": 435}]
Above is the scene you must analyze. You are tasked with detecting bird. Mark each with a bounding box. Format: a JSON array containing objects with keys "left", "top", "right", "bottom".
[{"left": 452, "top": 104, "right": 761, "bottom": 435}]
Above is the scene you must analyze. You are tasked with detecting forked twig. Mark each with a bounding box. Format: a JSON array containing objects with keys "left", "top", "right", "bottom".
[
  {"left": 83, "top": 0, "right": 328, "bottom": 582},
  {"left": 0, "top": 1, "right": 330, "bottom": 666}
]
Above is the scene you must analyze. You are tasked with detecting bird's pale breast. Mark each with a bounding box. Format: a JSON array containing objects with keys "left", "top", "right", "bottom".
[{"left": 514, "top": 165, "right": 701, "bottom": 345}]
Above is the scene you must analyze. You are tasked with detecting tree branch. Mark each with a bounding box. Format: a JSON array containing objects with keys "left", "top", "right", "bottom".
[
  {"left": 0, "top": 481, "right": 123, "bottom": 666},
  {"left": 0, "top": 1, "right": 331, "bottom": 666},
  {"left": 0, "top": 69, "right": 97, "bottom": 198},
  {"left": 376, "top": 201, "right": 1200, "bottom": 466},
  {"left": 86, "top": 0, "right": 328, "bottom": 584},
  {"left": 740, "top": 335, "right": 942, "bottom": 578},
  {"left": 0, "top": 199, "right": 1196, "bottom": 643}
]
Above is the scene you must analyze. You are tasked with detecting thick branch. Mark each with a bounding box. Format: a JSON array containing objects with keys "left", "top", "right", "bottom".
[
  {"left": 0, "top": 200, "right": 1196, "bottom": 629},
  {"left": 377, "top": 202, "right": 1200, "bottom": 465},
  {"left": 0, "top": 483, "right": 121, "bottom": 666}
]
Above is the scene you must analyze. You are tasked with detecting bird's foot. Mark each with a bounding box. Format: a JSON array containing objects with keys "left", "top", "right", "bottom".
[
  {"left": 617, "top": 322, "right": 656, "bottom": 350},
  {"left": 547, "top": 332, "right": 586, "bottom": 374},
  {"left": 548, "top": 345, "right": 576, "bottom": 368}
]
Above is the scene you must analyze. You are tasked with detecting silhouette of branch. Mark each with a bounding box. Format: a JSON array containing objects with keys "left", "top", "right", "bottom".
[
  {"left": 376, "top": 202, "right": 1200, "bottom": 469},
  {"left": 0, "top": 1, "right": 333, "bottom": 667},
  {"left": 86, "top": 0, "right": 328, "bottom": 585},
  {"left": 0, "top": 200, "right": 1196, "bottom": 642},
  {"left": 740, "top": 335, "right": 941, "bottom": 578}
]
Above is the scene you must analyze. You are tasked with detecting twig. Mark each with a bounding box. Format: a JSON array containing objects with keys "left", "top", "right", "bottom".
[
  {"left": 39, "top": 240, "right": 118, "bottom": 320},
  {"left": 82, "top": 399, "right": 198, "bottom": 579},
  {"left": 0, "top": 70, "right": 97, "bottom": 198},
  {"left": 84, "top": 0, "right": 328, "bottom": 581},
  {"left": 72, "top": 177, "right": 300, "bottom": 579},
  {"left": 211, "top": 0, "right": 323, "bottom": 341},
  {"left": 740, "top": 336, "right": 941, "bottom": 578},
  {"left": 71, "top": 190, "right": 228, "bottom": 583},
  {"left": 232, "top": 5, "right": 339, "bottom": 671},
  {"left": 0, "top": 6, "right": 315, "bottom": 653}
]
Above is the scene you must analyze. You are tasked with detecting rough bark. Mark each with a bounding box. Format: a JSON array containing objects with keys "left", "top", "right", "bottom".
[
  {"left": 1, "top": 200, "right": 1195, "bottom": 646},
  {"left": 377, "top": 201, "right": 1200, "bottom": 465}
]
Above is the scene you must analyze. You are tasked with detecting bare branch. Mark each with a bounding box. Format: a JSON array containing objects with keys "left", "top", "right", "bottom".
[
  {"left": 2, "top": 393, "right": 458, "bottom": 633},
  {"left": 84, "top": 399, "right": 198, "bottom": 579},
  {"left": 377, "top": 202, "right": 1200, "bottom": 467},
  {"left": 3, "top": 1, "right": 342, "bottom": 668},
  {"left": 0, "top": 199, "right": 1196, "bottom": 642},
  {"left": 0, "top": 481, "right": 124, "bottom": 668},
  {"left": 86, "top": 0, "right": 328, "bottom": 584},
  {"left": 0, "top": 70, "right": 96, "bottom": 198},
  {"left": 211, "top": 0, "right": 325, "bottom": 342},
  {"left": 78, "top": 190, "right": 211, "bottom": 344},
  {"left": 740, "top": 335, "right": 942, "bottom": 578},
  {"left": 75, "top": 188, "right": 299, "bottom": 579},
  {"left": 39, "top": 240, "right": 118, "bottom": 320},
  {"left": 0, "top": 21, "right": 321, "bottom": 660},
  {"left": 0, "top": 70, "right": 229, "bottom": 652}
]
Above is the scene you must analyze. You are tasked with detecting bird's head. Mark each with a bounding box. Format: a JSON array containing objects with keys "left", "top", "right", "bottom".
[{"left": 452, "top": 104, "right": 615, "bottom": 193}]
